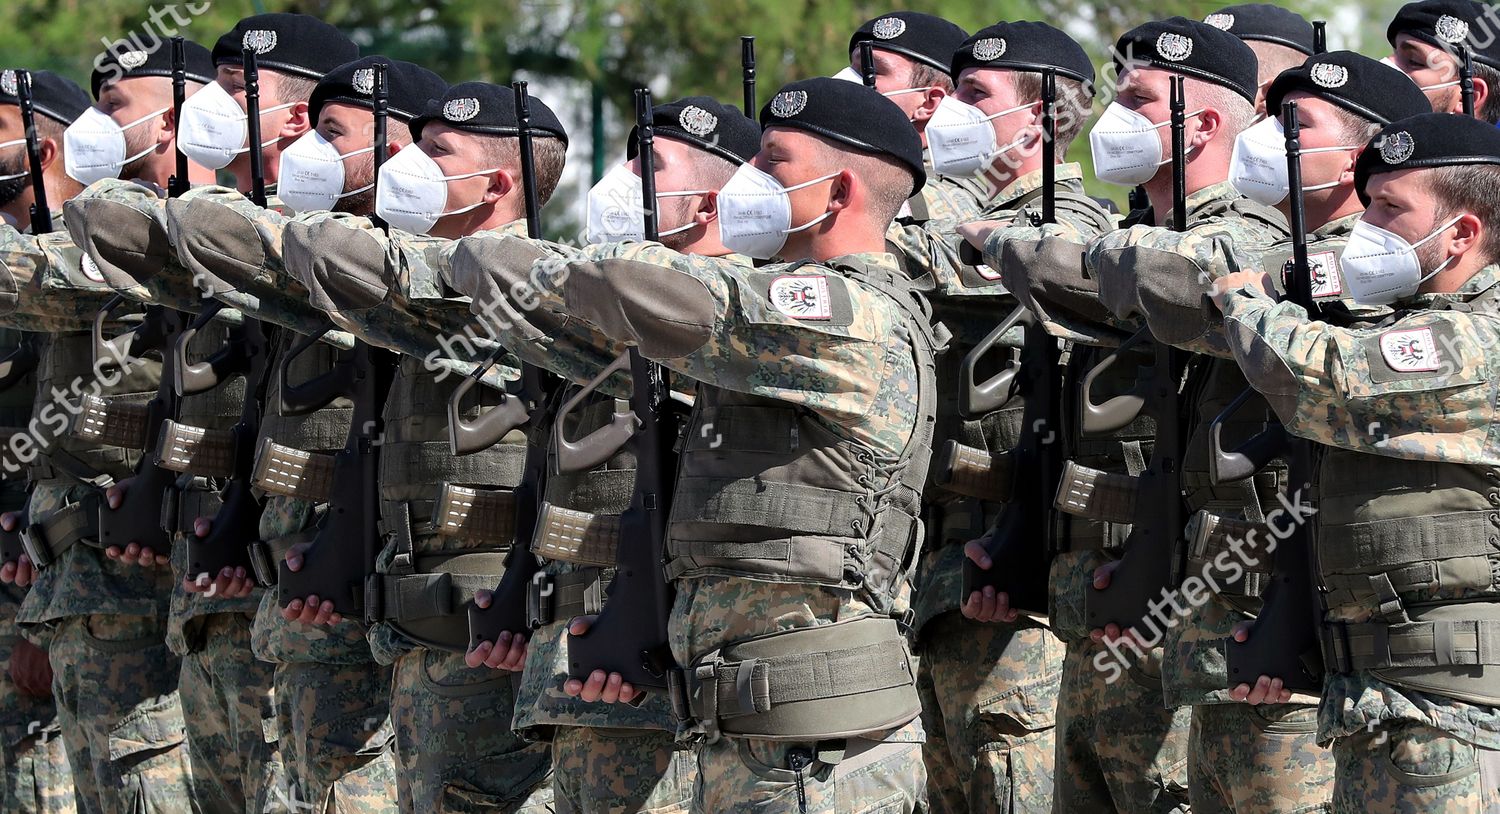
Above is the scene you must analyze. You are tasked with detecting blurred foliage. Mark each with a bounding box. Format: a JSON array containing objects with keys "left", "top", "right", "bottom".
[{"left": 2, "top": 0, "right": 1409, "bottom": 210}]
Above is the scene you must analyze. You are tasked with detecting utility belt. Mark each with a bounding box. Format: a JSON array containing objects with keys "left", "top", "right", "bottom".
[
  {"left": 20, "top": 493, "right": 104, "bottom": 569},
  {"left": 672, "top": 616, "right": 920, "bottom": 745}
]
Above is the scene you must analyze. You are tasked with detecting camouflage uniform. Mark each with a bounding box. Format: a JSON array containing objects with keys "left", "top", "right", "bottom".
[
  {"left": 0, "top": 220, "right": 195, "bottom": 813},
  {"left": 1221, "top": 261, "right": 1500, "bottom": 813},
  {"left": 888, "top": 166, "right": 1088, "bottom": 814},
  {"left": 277, "top": 212, "right": 554, "bottom": 813},
  {"left": 159, "top": 186, "right": 401, "bottom": 813},
  {"left": 501, "top": 240, "right": 936, "bottom": 814},
  {"left": 905, "top": 148, "right": 990, "bottom": 225},
  {"left": 66, "top": 179, "right": 285, "bottom": 813},
  {"left": 0, "top": 326, "right": 75, "bottom": 813}
]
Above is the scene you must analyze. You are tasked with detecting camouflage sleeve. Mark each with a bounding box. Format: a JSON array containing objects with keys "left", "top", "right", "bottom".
[
  {"left": 165, "top": 187, "right": 351, "bottom": 347},
  {"left": 446, "top": 234, "right": 631, "bottom": 397},
  {"left": 282, "top": 213, "right": 513, "bottom": 390},
  {"left": 1221, "top": 287, "right": 1500, "bottom": 464},
  {"left": 0, "top": 220, "right": 119, "bottom": 332},
  {"left": 551, "top": 242, "right": 916, "bottom": 451},
  {"left": 63, "top": 178, "right": 215, "bottom": 313},
  {"left": 885, "top": 218, "right": 969, "bottom": 293}
]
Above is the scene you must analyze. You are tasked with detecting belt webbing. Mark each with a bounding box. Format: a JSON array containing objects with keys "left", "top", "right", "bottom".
[
  {"left": 1322, "top": 618, "right": 1500, "bottom": 670},
  {"left": 21, "top": 494, "right": 103, "bottom": 568}
]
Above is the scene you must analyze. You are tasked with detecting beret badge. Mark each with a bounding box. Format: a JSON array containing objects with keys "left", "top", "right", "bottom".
[
  {"left": 972, "top": 38, "right": 1007, "bottom": 61},
  {"left": 1311, "top": 63, "right": 1350, "bottom": 89},
  {"left": 1380, "top": 131, "right": 1416, "bottom": 164},
  {"left": 1156, "top": 32, "right": 1195, "bottom": 62},
  {"left": 871, "top": 17, "right": 907, "bottom": 40},
  {"left": 118, "top": 51, "right": 150, "bottom": 70},
  {"left": 1435, "top": 14, "right": 1470, "bottom": 44},
  {"left": 678, "top": 105, "right": 717, "bottom": 137},
  {"left": 1204, "top": 13, "right": 1235, "bottom": 30},
  {"left": 443, "top": 97, "right": 481, "bottom": 122},
  {"left": 769, "top": 90, "right": 808, "bottom": 118},
  {"left": 352, "top": 68, "right": 375, "bottom": 96},
  {"left": 242, "top": 30, "right": 278, "bottom": 55}
]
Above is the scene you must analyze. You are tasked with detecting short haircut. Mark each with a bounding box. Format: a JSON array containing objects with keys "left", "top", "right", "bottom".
[
  {"left": 684, "top": 150, "right": 738, "bottom": 191},
  {"left": 478, "top": 133, "right": 566, "bottom": 206},
  {"left": 271, "top": 70, "right": 318, "bottom": 105},
  {"left": 1475, "top": 62, "right": 1500, "bottom": 125},
  {"left": 1010, "top": 72, "right": 1093, "bottom": 155},
  {"left": 810, "top": 135, "right": 912, "bottom": 228},
  {"left": 1190, "top": 76, "right": 1258, "bottom": 140},
  {"left": 1247, "top": 41, "right": 1308, "bottom": 89},
  {"left": 909, "top": 62, "right": 955, "bottom": 94},
  {"left": 1428, "top": 164, "right": 1500, "bottom": 262},
  {"left": 1326, "top": 105, "right": 1381, "bottom": 147}
]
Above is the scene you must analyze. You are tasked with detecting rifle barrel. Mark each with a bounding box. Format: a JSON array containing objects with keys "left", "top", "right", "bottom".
[
  {"left": 741, "top": 36, "right": 756, "bottom": 117},
  {"left": 243, "top": 49, "right": 267, "bottom": 208},
  {"left": 859, "top": 41, "right": 877, "bottom": 89},
  {"left": 635, "top": 89, "right": 658, "bottom": 242},
  {"left": 1169, "top": 76, "right": 1186, "bottom": 233},
  {"left": 170, "top": 37, "right": 189, "bottom": 196},
  {"left": 514, "top": 81, "right": 542, "bottom": 239},
  {"left": 1041, "top": 69, "right": 1056, "bottom": 225},
  {"left": 16, "top": 71, "right": 52, "bottom": 234}
]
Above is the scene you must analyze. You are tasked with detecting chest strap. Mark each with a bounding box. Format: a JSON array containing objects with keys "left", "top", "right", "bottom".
[
  {"left": 252, "top": 438, "right": 335, "bottom": 502},
  {"left": 1321, "top": 618, "right": 1500, "bottom": 671},
  {"left": 1054, "top": 461, "right": 1137, "bottom": 526},
  {"left": 28, "top": 446, "right": 118, "bottom": 490},
  {"left": 932, "top": 441, "right": 1015, "bottom": 503},
  {"left": 70, "top": 394, "right": 149, "bottom": 451},
  {"left": 527, "top": 568, "right": 609, "bottom": 629},
  {"left": 21, "top": 494, "right": 104, "bottom": 569},
  {"left": 157, "top": 420, "right": 235, "bottom": 479},
  {"left": 676, "top": 616, "right": 920, "bottom": 745},
  {"left": 1183, "top": 510, "right": 1273, "bottom": 598},
  {"left": 434, "top": 484, "right": 517, "bottom": 546},
  {"left": 533, "top": 502, "right": 620, "bottom": 567}
]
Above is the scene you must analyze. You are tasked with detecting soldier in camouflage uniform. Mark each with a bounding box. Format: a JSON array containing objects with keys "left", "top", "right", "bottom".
[
  {"left": 0, "top": 69, "right": 76, "bottom": 814},
  {"left": 846, "top": 12, "right": 979, "bottom": 224},
  {"left": 1200, "top": 4, "right": 1317, "bottom": 116},
  {"left": 65, "top": 16, "right": 399, "bottom": 813},
  {"left": 1385, "top": 0, "right": 1500, "bottom": 124},
  {"left": 449, "top": 93, "right": 761, "bottom": 813},
  {"left": 1212, "top": 111, "right": 1500, "bottom": 813},
  {"left": 276, "top": 79, "right": 558, "bottom": 813},
  {"left": 0, "top": 69, "right": 200, "bottom": 814}
]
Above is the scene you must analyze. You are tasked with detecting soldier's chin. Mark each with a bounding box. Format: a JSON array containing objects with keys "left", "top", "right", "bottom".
[
  {"left": 0, "top": 175, "right": 27, "bottom": 210},
  {"left": 333, "top": 188, "right": 375, "bottom": 217}
]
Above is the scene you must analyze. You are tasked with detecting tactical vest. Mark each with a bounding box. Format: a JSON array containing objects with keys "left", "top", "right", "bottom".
[
  {"left": 261, "top": 334, "right": 355, "bottom": 454},
  {"left": 31, "top": 330, "right": 158, "bottom": 484},
  {"left": 372, "top": 356, "right": 527, "bottom": 652},
  {"left": 0, "top": 329, "right": 35, "bottom": 431},
  {"left": 165, "top": 322, "right": 247, "bottom": 534},
  {"left": 665, "top": 258, "right": 940, "bottom": 612}
]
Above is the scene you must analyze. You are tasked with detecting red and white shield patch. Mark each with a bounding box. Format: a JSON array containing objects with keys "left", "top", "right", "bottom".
[
  {"left": 1308, "top": 251, "right": 1341, "bottom": 298},
  {"left": 1379, "top": 327, "right": 1440, "bottom": 373},
  {"left": 769, "top": 275, "right": 832, "bottom": 319}
]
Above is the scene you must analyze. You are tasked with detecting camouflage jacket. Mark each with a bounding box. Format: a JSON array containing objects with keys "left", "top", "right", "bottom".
[{"left": 905, "top": 147, "right": 991, "bottom": 224}]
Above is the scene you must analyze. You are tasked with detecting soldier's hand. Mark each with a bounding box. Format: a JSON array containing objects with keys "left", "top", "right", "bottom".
[
  {"left": 1209, "top": 270, "right": 1274, "bottom": 312},
  {"left": 280, "top": 542, "right": 343, "bottom": 626},
  {"left": 103, "top": 479, "right": 169, "bottom": 567},
  {"left": 464, "top": 590, "right": 529, "bottom": 671},
  {"left": 960, "top": 539, "right": 1020, "bottom": 622},
  {"left": 1087, "top": 561, "right": 1147, "bottom": 646},
  {"left": 957, "top": 220, "right": 1005, "bottom": 252},
  {"left": 8, "top": 638, "right": 53, "bottom": 699},
  {"left": 181, "top": 517, "right": 255, "bottom": 598},
  {"left": 0, "top": 513, "right": 35, "bottom": 587},
  {"left": 1227, "top": 621, "right": 1293, "bottom": 705},
  {"left": 562, "top": 616, "right": 641, "bottom": 704}
]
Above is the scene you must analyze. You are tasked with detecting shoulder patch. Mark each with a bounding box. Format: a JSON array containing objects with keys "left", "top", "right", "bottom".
[
  {"left": 80, "top": 253, "right": 106, "bottom": 283},
  {"left": 1378, "top": 327, "right": 1440, "bottom": 373},
  {"left": 770, "top": 274, "right": 833, "bottom": 319},
  {"left": 1308, "top": 251, "right": 1342, "bottom": 299}
]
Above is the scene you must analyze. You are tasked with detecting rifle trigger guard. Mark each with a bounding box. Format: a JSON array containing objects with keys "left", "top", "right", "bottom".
[
  {"left": 553, "top": 352, "right": 639, "bottom": 474},
  {"left": 960, "top": 304, "right": 1031, "bottom": 418},
  {"left": 1080, "top": 326, "right": 1150, "bottom": 436},
  {"left": 447, "top": 353, "right": 532, "bottom": 456},
  {"left": 1208, "top": 387, "right": 1291, "bottom": 486}
]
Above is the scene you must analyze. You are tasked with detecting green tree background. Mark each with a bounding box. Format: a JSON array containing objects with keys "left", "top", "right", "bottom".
[{"left": 3, "top": 0, "right": 1409, "bottom": 229}]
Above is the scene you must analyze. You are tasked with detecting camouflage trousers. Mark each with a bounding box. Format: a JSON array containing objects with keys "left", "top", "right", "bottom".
[
  {"left": 178, "top": 613, "right": 282, "bottom": 813},
  {"left": 1187, "top": 702, "right": 1332, "bottom": 813},
  {"left": 551, "top": 726, "right": 694, "bottom": 813},
  {"left": 916, "top": 612, "right": 1063, "bottom": 814},
  {"left": 270, "top": 660, "right": 398, "bottom": 814},
  {"left": 1331, "top": 722, "right": 1500, "bottom": 813},
  {"left": 49, "top": 614, "right": 195, "bottom": 814},
  {"left": 389, "top": 648, "right": 552, "bottom": 812},
  {"left": 1054, "top": 639, "right": 1191, "bottom": 813},
  {"left": 0, "top": 635, "right": 75, "bottom": 812}
]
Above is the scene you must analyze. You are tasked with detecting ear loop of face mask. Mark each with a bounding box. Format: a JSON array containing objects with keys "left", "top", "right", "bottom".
[
  {"left": 432, "top": 165, "right": 504, "bottom": 219},
  {"left": 1139, "top": 108, "right": 1207, "bottom": 166},
  {"left": 334, "top": 144, "right": 377, "bottom": 198},
  {"left": 227, "top": 99, "right": 298, "bottom": 155},
  {"left": 114, "top": 106, "right": 172, "bottom": 167},
  {"left": 781, "top": 172, "right": 842, "bottom": 235},
  {"left": 656, "top": 188, "right": 713, "bottom": 237},
  {"left": 1411, "top": 214, "right": 1466, "bottom": 285},
  {"left": 0, "top": 139, "right": 27, "bottom": 182}
]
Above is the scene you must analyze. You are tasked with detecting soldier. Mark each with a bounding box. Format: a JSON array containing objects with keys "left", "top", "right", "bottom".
[
  {"left": 1385, "top": 0, "right": 1500, "bottom": 123},
  {"left": 1211, "top": 111, "right": 1500, "bottom": 813},
  {"left": 450, "top": 94, "right": 761, "bottom": 812},
  {"left": 888, "top": 21, "right": 1105, "bottom": 814},
  {"left": 0, "top": 69, "right": 80, "bottom": 814},
  {"left": 846, "top": 12, "right": 976, "bottom": 223},
  {"left": 1200, "top": 4, "right": 1316, "bottom": 116}
]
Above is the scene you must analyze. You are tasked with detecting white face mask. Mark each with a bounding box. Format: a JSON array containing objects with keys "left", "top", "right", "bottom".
[
  {"left": 1228, "top": 117, "right": 1355, "bottom": 206},
  {"left": 584, "top": 163, "right": 709, "bottom": 243},
  {"left": 0, "top": 138, "right": 27, "bottom": 183},
  {"left": 374, "top": 144, "right": 497, "bottom": 234},
  {"left": 927, "top": 97, "right": 1032, "bottom": 177},
  {"left": 64, "top": 105, "right": 168, "bottom": 185},
  {"left": 1089, "top": 102, "right": 1201, "bottom": 186},
  {"left": 717, "top": 163, "right": 839, "bottom": 260},
  {"left": 277, "top": 130, "right": 375, "bottom": 214},
  {"left": 177, "top": 80, "right": 296, "bottom": 170},
  {"left": 1341, "top": 215, "right": 1464, "bottom": 304}
]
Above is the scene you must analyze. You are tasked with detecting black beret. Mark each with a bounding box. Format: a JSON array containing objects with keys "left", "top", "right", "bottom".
[
  {"left": 1354, "top": 112, "right": 1500, "bottom": 204},
  {"left": 0, "top": 69, "right": 91, "bottom": 125},
  {"left": 91, "top": 39, "right": 214, "bottom": 99},
  {"left": 409, "top": 82, "right": 569, "bottom": 146},
  {"left": 1387, "top": 0, "right": 1500, "bottom": 71},
  {"left": 626, "top": 96, "right": 760, "bottom": 165},
  {"left": 1266, "top": 51, "right": 1431, "bottom": 125},
  {"left": 212, "top": 13, "right": 359, "bottom": 81},
  {"left": 849, "top": 12, "right": 969, "bottom": 73},
  {"left": 309, "top": 57, "right": 448, "bottom": 124},
  {"left": 759, "top": 77, "right": 925, "bottom": 195},
  {"left": 1113, "top": 17, "right": 1260, "bottom": 103},
  {"left": 950, "top": 21, "right": 1095, "bottom": 85},
  {"left": 1203, "top": 4, "right": 1317, "bottom": 56}
]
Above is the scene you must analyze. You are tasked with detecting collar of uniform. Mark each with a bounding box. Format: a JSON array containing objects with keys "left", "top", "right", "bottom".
[
  {"left": 1162, "top": 181, "right": 1239, "bottom": 227},
  {"left": 825, "top": 250, "right": 903, "bottom": 275},
  {"left": 491, "top": 218, "right": 530, "bottom": 239},
  {"left": 1407, "top": 264, "right": 1500, "bottom": 310},
  {"left": 991, "top": 162, "right": 1085, "bottom": 208},
  {"left": 1312, "top": 212, "right": 1361, "bottom": 242}
]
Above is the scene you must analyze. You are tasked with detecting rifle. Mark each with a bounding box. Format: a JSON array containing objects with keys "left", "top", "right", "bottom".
[
  {"left": 464, "top": 80, "right": 558, "bottom": 646},
  {"left": 958, "top": 69, "right": 1067, "bottom": 611},
  {"left": 1460, "top": 45, "right": 1476, "bottom": 118},
  {"left": 1082, "top": 76, "right": 1194, "bottom": 632},
  {"left": 276, "top": 63, "right": 397, "bottom": 615},
  {"left": 741, "top": 37, "right": 756, "bottom": 117},
  {"left": 168, "top": 38, "right": 190, "bottom": 198},
  {"left": 859, "top": 41, "right": 878, "bottom": 89},
  {"left": 565, "top": 88, "right": 682, "bottom": 691},
  {"left": 1312, "top": 21, "right": 1327, "bottom": 56},
  {"left": 1221, "top": 100, "right": 1324, "bottom": 692}
]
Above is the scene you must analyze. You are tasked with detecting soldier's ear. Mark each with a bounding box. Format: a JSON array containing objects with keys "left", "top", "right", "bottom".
[
  {"left": 1448, "top": 211, "right": 1483, "bottom": 259},
  {"left": 1472, "top": 75, "right": 1491, "bottom": 117},
  {"left": 38, "top": 136, "right": 60, "bottom": 173},
  {"left": 1192, "top": 106, "right": 1222, "bottom": 149},
  {"left": 279, "top": 100, "right": 312, "bottom": 139},
  {"left": 827, "top": 168, "right": 855, "bottom": 212},
  {"left": 159, "top": 107, "right": 177, "bottom": 147},
  {"left": 694, "top": 189, "right": 718, "bottom": 225},
  {"left": 911, "top": 86, "right": 946, "bottom": 126},
  {"left": 484, "top": 167, "right": 514, "bottom": 203}
]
